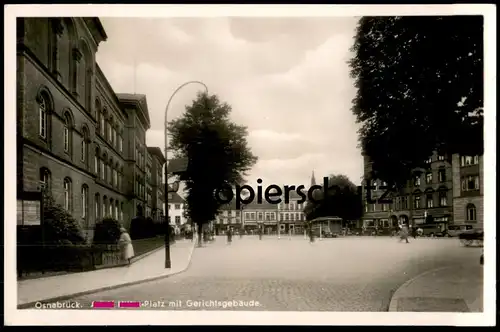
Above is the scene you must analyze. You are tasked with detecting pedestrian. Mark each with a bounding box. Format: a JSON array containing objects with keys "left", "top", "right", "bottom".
[
  {"left": 227, "top": 227, "right": 233, "bottom": 244},
  {"left": 119, "top": 227, "right": 135, "bottom": 265},
  {"left": 399, "top": 224, "right": 410, "bottom": 243}
]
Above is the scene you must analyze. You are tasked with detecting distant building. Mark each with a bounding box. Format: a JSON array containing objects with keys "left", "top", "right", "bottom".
[
  {"left": 146, "top": 147, "right": 166, "bottom": 222},
  {"left": 361, "top": 151, "right": 454, "bottom": 233},
  {"left": 242, "top": 201, "right": 278, "bottom": 234},
  {"left": 277, "top": 191, "right": 307, "bottom": 234},
  {"left": 451, "top": 154, "right": 484, "bottom": 228},
  {"left": 166, "top": 191, "right": 187, "bottom": 228},
  {"left": 214, "top": 200, "right": 241, "bottom": 235}
]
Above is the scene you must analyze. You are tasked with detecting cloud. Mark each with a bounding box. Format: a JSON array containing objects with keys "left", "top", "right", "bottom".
[{"left": 97, "top": 16, "right": 364, "bottom": 190}]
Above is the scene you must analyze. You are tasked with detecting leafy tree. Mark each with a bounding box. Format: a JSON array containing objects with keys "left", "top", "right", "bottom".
[
  {"left": 42, "top": 194, "right": 86, "bottom": 245},
  {"left": 349, "top": 16, "right": 483, "bottom": 187},
  {"left": 167, "top": 92, "right": 257, "bottom": 246},
  {"left": 92, "top": 217, "right": 122, "bottom": 245},
  {"left": 303, "top": 174, "right": 362, "bottom": 222}
]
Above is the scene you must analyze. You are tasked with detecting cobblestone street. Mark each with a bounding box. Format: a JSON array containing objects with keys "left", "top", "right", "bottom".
[{"left": 73, "top": 236, "right": 482, "bottom": 311}]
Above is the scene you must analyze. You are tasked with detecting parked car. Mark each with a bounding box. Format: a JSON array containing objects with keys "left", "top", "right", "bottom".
[
  {"left": 322, "top": 230, "right": 337, "bottom": 238},
  {"left": 447, "top": 224, "right": 474, "bottom": 237},
  {"left": 458, "top": 229, "right": 483, "bottom": 247},
  {"left": 419, "top": 224, "right": 447, "bottom": 237}
]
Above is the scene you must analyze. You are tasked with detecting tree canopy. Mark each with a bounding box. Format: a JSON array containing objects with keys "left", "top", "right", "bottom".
[
  {"left": 303, "top": 174, "right": 362, "bottom": 222},
  {"left": 349, "top": 16, "right": 484, "bottom": 187},
  {"left": 167, "top": 92, "right": 257, "bottom": 238}
]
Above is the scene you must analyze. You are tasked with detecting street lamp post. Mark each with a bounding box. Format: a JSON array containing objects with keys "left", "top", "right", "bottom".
[{"left": 164, "top": 81, "right": 208, "bottom": 269}]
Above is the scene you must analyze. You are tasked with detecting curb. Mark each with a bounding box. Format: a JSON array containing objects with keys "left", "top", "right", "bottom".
[
  {"left": 95, "top": 243, "right": 166, "bottom": 270},
  {"left": 17, "top": 241, "right": 197, "bottom": 309},
  {"left": 388, "top": 265, "right": 456, "bottom": 312}
]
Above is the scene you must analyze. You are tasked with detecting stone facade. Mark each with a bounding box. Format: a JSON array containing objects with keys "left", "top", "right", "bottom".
[
  {"left": 17, "top": 17, "right": 165, "bottom": 239},
  {"left": 362, "top": 151, "right": 454, "bottom": 232},
  {"left": 451, "top": 154, "right": 484, "bottom": 228}
]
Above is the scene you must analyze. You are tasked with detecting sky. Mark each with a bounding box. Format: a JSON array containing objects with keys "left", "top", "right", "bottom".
[{"left": 96, "top": 17, "right": 364, "bottom": 191}]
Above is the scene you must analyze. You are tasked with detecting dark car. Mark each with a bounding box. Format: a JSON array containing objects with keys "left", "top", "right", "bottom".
[{"left": 458, "top": 229, "right": 484, "bottom": 247}]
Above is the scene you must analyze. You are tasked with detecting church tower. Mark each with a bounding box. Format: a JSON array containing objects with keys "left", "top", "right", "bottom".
[{"left": 310, "top": 170, "right": 316, "bottom": 187}]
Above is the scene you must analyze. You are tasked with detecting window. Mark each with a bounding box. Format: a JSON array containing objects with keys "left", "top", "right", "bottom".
[
  {"left": 462, "top": 175, "right": 480, "bottom": 191},
  {"left": 438, "top": 155, "right": 445, "bottom": 161},
  {"left": 95, "top": 194, "right": 100, "bottom": 220},
  {"left": 466, "top": 204, "right": 477, "bottom": 221},
  {"left": 284, "top": 213, "right": 289, "bottom": 221},
  {"left": 401, "top": 196, "right": 408, "bottom": 210},
  {"left": 81, "top": 185, "right": 88, "bottom": 219},
  {"left": 382, "top": 203, "right": 388, "bottom": 211},
  {"left": 109, "top": 199, "right": 114, "bottom": 218},
  {"left": 258, "top": 212, "right": 263, "bottom": 221},
  {"left": 94, "top": 148, "right": 99, "bottom": 174},
  {"left": 438, "top": 168, "right": 446, "bottom": 182},
  {"left": 63, "top": 178, "right": 72, "bottom": 211},
  {"left": 426, "top": 193, "right": 433, "bottom": 208},
  {"left": 115, "top": 202, "right": 118, "bottom": 220},
  {"left": 107, "top": 164, "right": 111, "bottom": 184},
  {"left": 439, "top": 191, "right": 447, "bottom": 207},
  {"left": 175, "top": 216, "right": 181, "bottom": 224},
  {"left": 81, "top": 128, "right": 89, "bottom": 163},
  {"left": 290, "top": 213, "right": 295, "bottom": 221},
  {"left": 426, "top": 172, "right": 432, "bottom": 184},
  {"left": 102, "top": 196, "right": 107, "bottom": 218},
  {"left": 38, "top": 95, "right": 47, "bottom": 138},
  {"left": 414, "top": 195, "right": 421, "bottom": 209},
  {"left": 175, "top": 204, "right": 180, "bottom": 210},
  {"left": 414, "top": 176, "right": 421, "bottom": 186},
  {"left": 100, "top": 111, "right": 105, "bottom": 136},
  {"left": 100, "top": 159, "right": 105, "bottom": 180},
  {"left": 461, "top": 155, "right": 479, "bottom": 166},
  {"left": 120, "top": 202, "right": 124, "bottom": 221},
  {"left": 108, "top": 118, "right": 113, "bottom": 142},
  {"left": 425, "top": 157, "right": 432, "bottom": 164},
  {"left": 63, "top": 113, "right": 71, "bottom": 152},
  {"left": 119, "top": 136, "right": 123, "bottom": 152},
  {"left": 113, "top": 169, "right": 117, "bottom": 187},
  {"left": 40, "top": 168, "right": 51, "bottom": 193}
]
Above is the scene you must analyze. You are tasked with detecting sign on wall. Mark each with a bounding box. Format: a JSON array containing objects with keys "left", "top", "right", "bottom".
[{"left": 17, "top": 200, "right": 41, "bottom": 226}]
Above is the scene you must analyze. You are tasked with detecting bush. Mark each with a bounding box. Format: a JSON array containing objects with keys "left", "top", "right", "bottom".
[
  {"left": 93, "top": 217, "right": 122, "bottom": 245},
  {"left": 42, "top": 195, "right": 86, "bottom": 245}
]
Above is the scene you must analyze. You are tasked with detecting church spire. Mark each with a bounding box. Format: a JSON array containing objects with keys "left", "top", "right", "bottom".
[{"left": 310, "top": 170, "right": 316, "bottom": 187}]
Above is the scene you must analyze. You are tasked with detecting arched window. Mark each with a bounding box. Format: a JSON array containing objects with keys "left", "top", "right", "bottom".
[
  {"left": 94, "top": 146, "right": 100, "bottom": 175},
  {"left": 81, "top": 185, "right": 89, "bottom": 219},
  {"left": 95, "top": 98, "right": 101, "bottom": 126},
  {"left": 466, "top": 204, "right": 477, "bottom": 222},
  {"left": 109, "top": 198, "right": 114, "bottom": 218},
  {"left": 81, "top": 126, "right": 89, "bottom": 164},
  {"left": 102, "top": 195, "right": 108, "bottom": 218},
  {"left": 101, "top": 154, "right": 107, "bottom": 181},
  {"left": 101, "top": 108, "right": 106, "bottom": 137},
  {"left": 108, "top": 158, "right": 113, "bottom": 185},
  {"left": 38, "top": 94, "right": 48, "bottom": 139},
  {"left": 114, "top": 162, "right": 119, "bottom": 187},
  {"left": 63, "top": 112, "right": 72, "bottom": 153},
  {"left": 39, "top": 167, "right": 51, "bottom": 193},
  {"left": 95, "top": 193, "right": 100, "bottom": 221},
  {"left": 108, "top": 116, "right": 113, "bottom": 142},
  {"left": 63, "top": 177, "right": 72, "bottom": 211}
]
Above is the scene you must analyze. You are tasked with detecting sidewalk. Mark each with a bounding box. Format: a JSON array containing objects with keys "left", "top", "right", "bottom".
[
  {"left": 17, "top": 239, "right": 196, "bottom": 308},
  {"left": 389, "top": 264, "right": 483, "bottom": 312}
]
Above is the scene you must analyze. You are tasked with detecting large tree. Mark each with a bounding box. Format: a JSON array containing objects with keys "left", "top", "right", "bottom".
[
  {"left": 167, "top": 92, "right": 257, "bottom": 246},
  {"left": 303, "top": 174, "right": 362, "bottom": 223},
  {"left": 349, "top": 16, "right": 484, "bottom": 187}
]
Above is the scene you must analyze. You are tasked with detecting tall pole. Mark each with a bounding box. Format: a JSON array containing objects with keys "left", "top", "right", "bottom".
[{"left": 164, "top": 81, "right": 208, "bottom": 269}]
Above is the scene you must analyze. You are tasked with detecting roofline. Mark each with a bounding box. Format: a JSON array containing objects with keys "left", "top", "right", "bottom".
[
  {"left": 117, "top": 97, "right": 151, "bottom": 130},
  {"left": 95, "top": 64, "right": 128, "bottom": 118},
  {"left": 147, "top": 146, "right": 166, "bottom": 164},
  {"left": 94, "top": 18, "right": 108, "bottom": 41}
]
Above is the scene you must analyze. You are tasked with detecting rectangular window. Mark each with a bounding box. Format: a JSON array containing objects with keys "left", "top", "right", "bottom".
[
  {"left": 414, "top": 196, "right": 421, "bottom": 209},
  {"left": 426, "top": 193, "right": 433, "bottom": 208},
  {"left": 414, "top": 177, "right": 421, "bottom": 186},
  {"left": 439, "top": 191, "right": 447, "bottom": 207},
  {"left": 100, "top": 162, "right": 105, "bottom": 180},
  {"left": 438, "top": 169, "right": 446, "bottom": 182},
  {"left": 473, "top": 155, "right": 479, "bottom": 164},
  {"left": 39, "top": 109, "right": 46, "bottom": 138},
  {"left": 462, "top": 175, "right": 480, "bottom": 191},
  {"left": 175, "top": 216, "right": 181, "bottom": 224},
  {"left": 175, "top": 204, "right": 181, "bottom": 210},
  {"left": 426, "top": 172, "right": 432, "bottom": 184},
  {"left": 64, "top": 127, "right": 69, "bottom": 152},
  {"left": 95, "top": 197, "right": 99, "bottom": 219},
  {"left": 438, "top": 155, "right": 445, "bottom": 161}
]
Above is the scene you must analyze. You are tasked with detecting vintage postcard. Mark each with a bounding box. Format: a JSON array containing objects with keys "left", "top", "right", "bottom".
[{"left": 4, "top": 4, "right": 496, "bottom": 326}]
